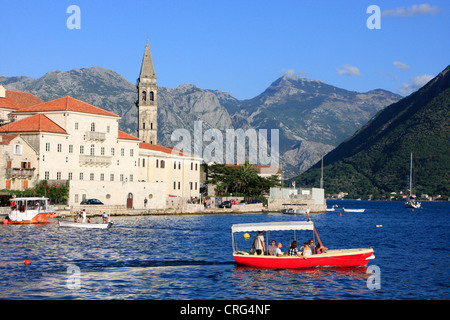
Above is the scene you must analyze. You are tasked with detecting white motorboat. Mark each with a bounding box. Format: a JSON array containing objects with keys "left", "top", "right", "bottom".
[
  {"left": 343, "top": 208, "right": 365, "bottom": 213},
  {"left": 3, "top": 197, "right": 56, "bottom": 224},
  {"left": 58, "top": 220, "right": 113, "bottom": 229}
]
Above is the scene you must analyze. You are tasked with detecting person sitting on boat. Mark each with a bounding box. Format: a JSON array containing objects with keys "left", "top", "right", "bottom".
[
  {"left": 315, "top": 244, "right": 328, "bottom": 254},
  {"left": 288, "top": 241, "right": 300, "bottom": 256},
  {"left": 300, "top": 242, "right": 312, "bottom": 258},
  {"left": 250, "top": 231, "right": 265, "bottom": 255},
  {"left": 268, "top": 240, "right": 277, "bottom": 256},
  {"left": 308, "top": 239, "right": 317, "bottom": 254},
  {"left": 275, "top": 242, "right": 284, "bottom": 257}
]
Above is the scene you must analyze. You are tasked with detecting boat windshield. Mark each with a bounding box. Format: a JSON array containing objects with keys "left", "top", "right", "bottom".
[{"left": 11, "top": 198, "right": 48, "bottom": 212}]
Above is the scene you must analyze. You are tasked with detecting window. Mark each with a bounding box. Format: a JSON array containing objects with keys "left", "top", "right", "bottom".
[
  {"left": 80, "top": 146, "right": 84, "bottom": 154},
  {"left": 111, "top": 148, "right": 115, "bottom": 156},
  {"left": 100, "top": 173, "right": 105, "bottom": 181},
  {"left": 161, "top": 160, "right": 165, "bottom": 168},
  {"left": 120, "top": 174, "right": 124, "bottom": 182},
  {"left": 90, "top": 122, "right": 95, "bottom": 132},
  {"left": 191, "top": 162, "right": 193, "bottom": 170},
  {"left": 45, "top": 171, "right": 49, "bottom": 180},
  {"left": 45, "top": 143, "right": 50, "bottom": 152},
  {"left": 90, "top": 144, "right": 95, "bottom": 156},
  {"left": 178, "top": 162, "right": 181, "bottom": 170},
  {"left": 173, "top": 181, "right": 176, "bottom": 189},
  {"left": 107, "top": 126, "right": 110, "bottom": 133},
  {"left": 190, "top": 182, "right": 193, "bottom": 190},
  {"left": 142, "top": 158, "right": 145, "bottom": 167},
  {"left": 174, "top": 161, "right": 177, "bottom": 169},
  {"left": 121, "top": 148, "right": 125, "bottom": 156},
  {"left": 90, "top": 173, "right": 94, "bottom": 181},
  {"left": 69, "top": 145, "right": 73, "bottom": 153},
  {"left": 195, "top": 163, "right": 198, "bottom": 171},
  {"left": 75, "top": 122, "right": 79, "bottom": 130},
  {"left": 57, "top": 144, "right": 62, "bottom": 152},
  {"left": 68, "top": 172, "right": 73, "bottom": 180},
  {"left": 142, "top": 91, "right": 146, "bottom": 101},
  {"left": 14, "top": 144, "right": 23, "bottom": 155},
  {"left": 79, "top": 172, "right": 84, "bottom": 180},
  {"left": 57, "top": 172, "right": 61, "bottom": 180},
  {"left": 178, "top": 182, "right": 181, "bottom": 190},
  {"left": 195, "top": 182, "right": 198, "bottom": 190},
  {"left": 110, "top": 174, "right": 114, "bottom": 181},
  {"left": 150, "top": 91, "right": 154, "bottom": 101},
  {"left": 129, "top": 174, "right": 133, "bottom": 182},
  {"left": 101, "top": 147, "right": 105, "bottom": 155},
  {"left": 130, "top": 149, "right": 134, "bottom": 157},
  {"left": 156, "top": 159, "right": 159, "bottom": 168}
]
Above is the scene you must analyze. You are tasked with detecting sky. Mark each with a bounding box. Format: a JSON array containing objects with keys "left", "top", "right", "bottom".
[{"left": 0, "top": 0, "right": 449, "bottom": 100}]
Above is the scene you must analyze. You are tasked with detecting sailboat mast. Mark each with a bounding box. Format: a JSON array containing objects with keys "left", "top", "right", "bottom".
[{"left": 409, "top": 153, "right": 413, "bottom": 197}]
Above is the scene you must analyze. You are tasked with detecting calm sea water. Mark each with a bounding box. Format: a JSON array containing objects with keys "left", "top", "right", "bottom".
[{"left": 0, "top": 200, "right": 448, "bottom": 300}]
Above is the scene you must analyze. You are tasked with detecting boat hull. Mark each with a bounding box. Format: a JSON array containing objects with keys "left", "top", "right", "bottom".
[
  {"left": 233, "top": 248, "right": 374, "bottom": 269},
  {"left": 58, "top": 220, "right": 113, "bottom": 229},
  {"left": 5, "top": 212, "right": 55, "bottom": 224}
]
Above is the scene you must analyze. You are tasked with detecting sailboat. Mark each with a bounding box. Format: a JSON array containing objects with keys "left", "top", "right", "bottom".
[{"left": 405, "top": 153, "right": 421, "bottom": 209}]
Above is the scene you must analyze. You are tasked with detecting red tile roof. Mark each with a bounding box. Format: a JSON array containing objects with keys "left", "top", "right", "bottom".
[
  {"left": 226, "top": 164, "right": 282, "bottom": 175},
  {"left": 0, "top": 114, "right": 67, "bottom": 134},
  {"left": 0, "top": 134, "right": 19, "bottom": 144},
  {"left": 0, "top": 90, "right": 44, "bottom": 111},
  {"left": 12, "top": 96, "right": 119, "bottom": 117},
  {"left": 139, "top": 142, "right": 189, "bottom": 157},
  {"left": 6, "top": 90, "right": 44, "bottom": 108},
  {"left": 118, "top": 130, "right": 140, "bottom": 140}
]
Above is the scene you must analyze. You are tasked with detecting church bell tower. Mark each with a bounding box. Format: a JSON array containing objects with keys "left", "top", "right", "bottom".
[{"left": 137, "top": 40, "right": 158, "bottom": 144}]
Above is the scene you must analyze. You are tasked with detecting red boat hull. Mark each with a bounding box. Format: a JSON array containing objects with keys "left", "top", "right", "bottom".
[{"left": 233, "top": 248, "right": 374, "bottom": 269}]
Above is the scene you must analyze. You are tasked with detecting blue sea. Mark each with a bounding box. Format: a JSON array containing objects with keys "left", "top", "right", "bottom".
[{"left": 0, "top": 200, "right": 448, "bottom": 301}]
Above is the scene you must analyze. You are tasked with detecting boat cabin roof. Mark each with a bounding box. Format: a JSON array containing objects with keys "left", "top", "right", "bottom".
[
  {"left": 231, "top": 221, "right": 314, "bottom": 233},
  {"left": 10, "top": 197, "right": 49, "bottom": 202}
]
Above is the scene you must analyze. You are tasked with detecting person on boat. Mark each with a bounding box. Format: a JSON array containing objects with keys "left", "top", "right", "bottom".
[
  {"left": 102, "top": 212, "right": 108, "bottom": 224},
  {"left": 250, "top": 231, "right": 265, "bottom": 255},
  {"left": 308, "top": 239, "right": 316, "bottom": 254},
  {"left": 82, "top": 209, "right": 87, "bottom": 223},
  {"left": 288, "top": 241, "right": 300, "bottom": 256},
  {"left": 275, "top": 242, "right": 284, "bottom": 257},
  {"left": 315, "top": 244, "right": 328, "bottom": 254},
  {"left": 268, "top": 240, "right": 277, "bottom": 256},
  {"left": 301, "top": 242, "right": 312, "bottom": 258}
]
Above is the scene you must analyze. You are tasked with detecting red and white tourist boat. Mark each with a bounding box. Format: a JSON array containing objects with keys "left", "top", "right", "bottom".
[
  {"left": 3, "top": 197, "right": 57, "bottom": 225},
  {"left": 231, "top": 220, "right": 374, "bottom": 269}
]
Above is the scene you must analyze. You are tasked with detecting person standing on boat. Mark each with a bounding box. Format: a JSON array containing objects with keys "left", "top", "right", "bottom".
[
  {"left": 250, "top": 231, "right": 265, "bottom": 255},
  {"left": 82, "top": 209, "right": 87, "bottom": 223}
]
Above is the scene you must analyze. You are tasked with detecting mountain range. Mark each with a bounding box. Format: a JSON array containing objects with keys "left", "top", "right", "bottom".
[
  {"left": 1, "top": 67, "right": 401, "bottom": 178},
  {"left": 291, "top": 65, "right": 450, "bottom": 199}
]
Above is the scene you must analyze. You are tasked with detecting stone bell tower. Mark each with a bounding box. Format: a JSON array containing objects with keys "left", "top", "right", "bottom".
[{"left": 137, "top": 40, "right": 158, "bottom": 144}]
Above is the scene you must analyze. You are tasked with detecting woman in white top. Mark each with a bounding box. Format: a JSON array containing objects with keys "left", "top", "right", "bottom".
[{"left": 301, "top": 241, "right": 312, "bottom": 258}]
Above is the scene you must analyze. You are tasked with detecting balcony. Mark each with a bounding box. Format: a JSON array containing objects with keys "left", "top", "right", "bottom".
[
  {"left": 79, "top": 155, "right": 112, "bottom": 167},
  {"left": 85, "top": 131, "right": 106, "bottom": 141},
  {"left": 6, "top": 168, "right": 35, "bottom": 179}
]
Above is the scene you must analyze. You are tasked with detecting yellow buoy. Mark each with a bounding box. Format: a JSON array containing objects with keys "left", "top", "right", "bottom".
[{"left": 243, "top": 233, "right": 250, "bottom": 239}]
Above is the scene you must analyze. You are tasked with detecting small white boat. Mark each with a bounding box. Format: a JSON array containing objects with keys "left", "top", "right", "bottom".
[
  {"left": 343, "top": 208, "right": 365, "bottom": 213},
  {"left": 58, "top": 220, "right": 113, "bottom": 229},
  {"left": 281, "top": 208, "right": 311, "bottom": 215}
]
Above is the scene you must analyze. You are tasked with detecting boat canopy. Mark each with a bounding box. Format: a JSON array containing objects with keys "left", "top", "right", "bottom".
[{"left": 231, "top": 221, "right": 314, "bottom": 233}]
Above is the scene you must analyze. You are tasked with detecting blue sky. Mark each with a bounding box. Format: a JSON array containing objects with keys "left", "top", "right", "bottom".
[{"left": 0, "top": 0, "right": 449, "bottom": 99}]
